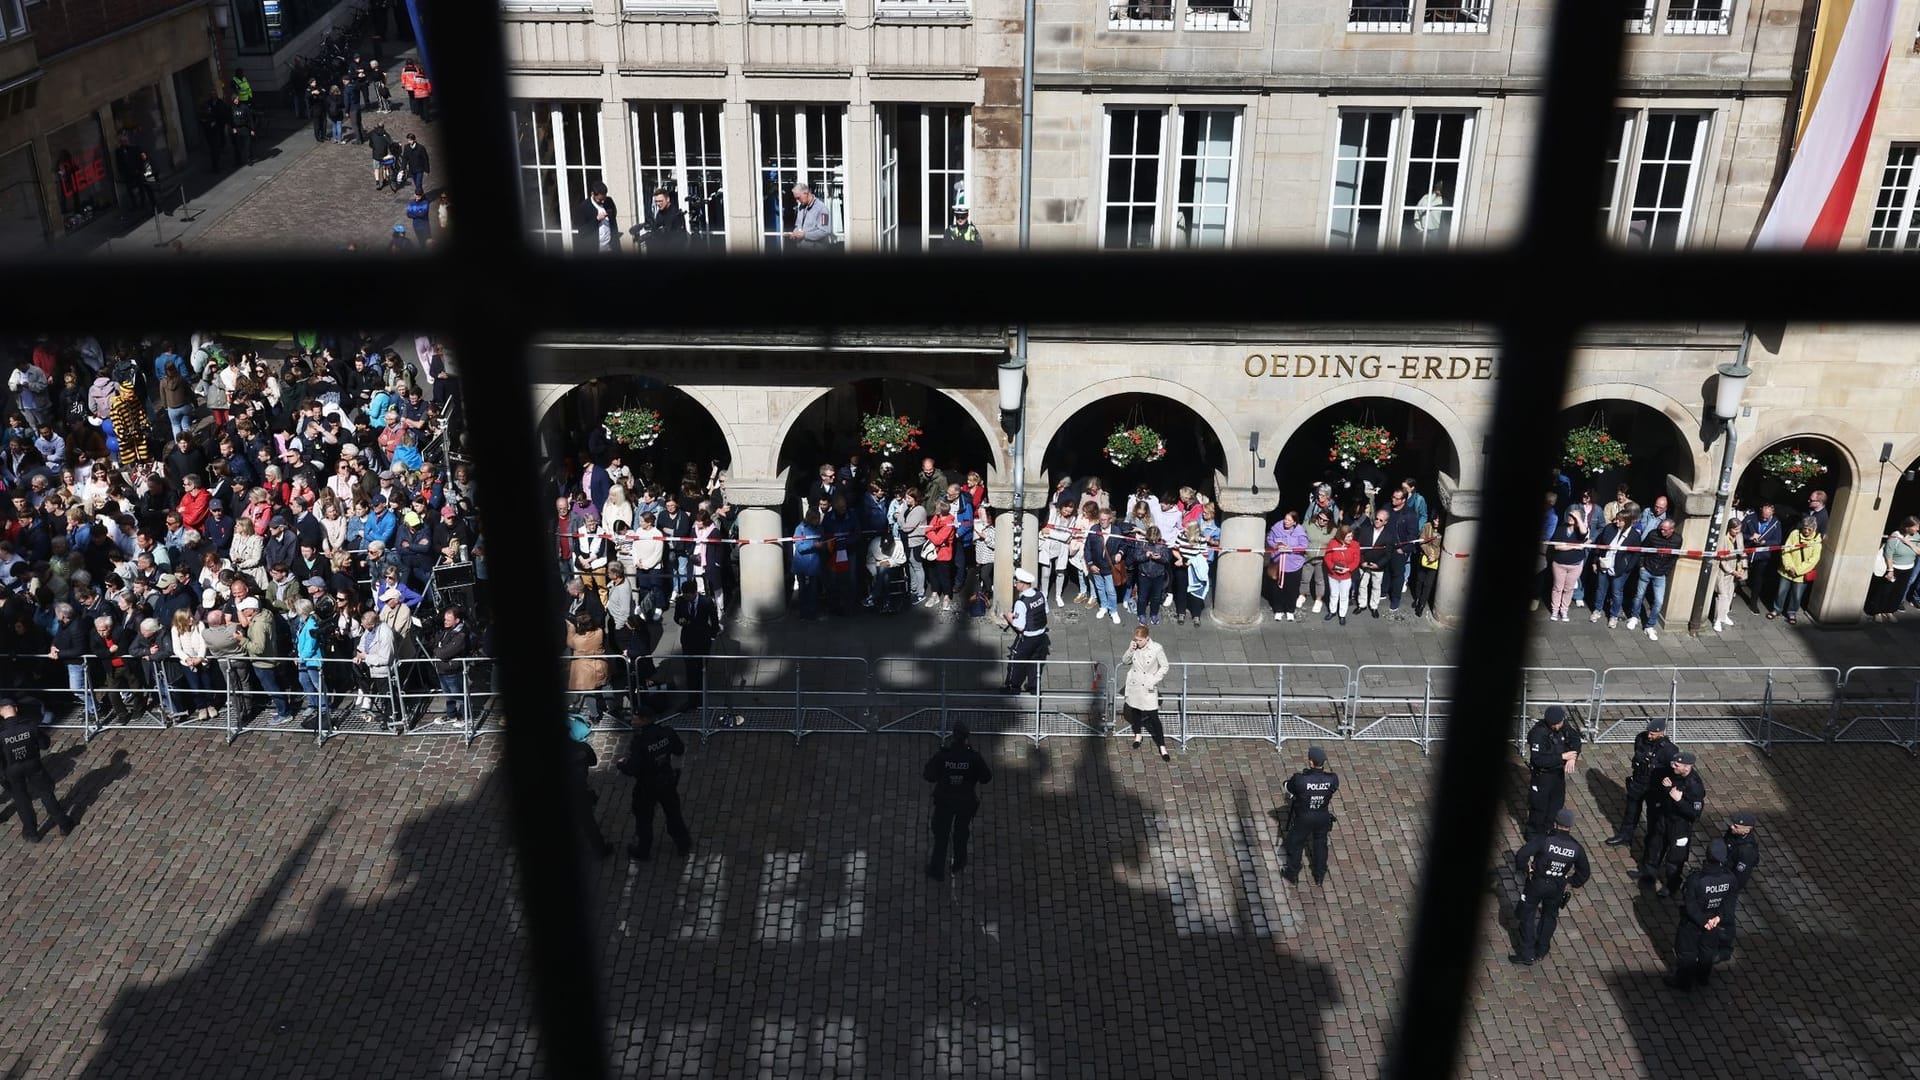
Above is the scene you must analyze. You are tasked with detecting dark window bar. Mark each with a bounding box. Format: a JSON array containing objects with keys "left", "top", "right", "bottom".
[
  {"left": 0, "top": 2, "right": 1916, "bottom": 1079},
  {"left": 1108, "top": 0, "right": 1175, "bottom": 27}
]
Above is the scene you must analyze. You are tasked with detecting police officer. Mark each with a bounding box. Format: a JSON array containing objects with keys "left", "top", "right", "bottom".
[
  {"left": 1281, "top": 745, "right": 1340, "bottom": 884},
  {"left": 616, "top": 710, "right": 692, "bottom": 860},
  {"left": 1719, "top": 810, "right": 1760, "bottom": 939},
  {"left": 924, "top": 722, "right": 991, "bottom": 881},
  {"left": 1639, "top": 750, "right": 1704, "bottom": 894},
  {"left": 1665, "top": 838, "right": 1738, "bottom": 990},
  {"left": 1606, "top": 716, "right": 1678, "bottom": 846},
  {"left": 943, "top": 206, "right": 982, "bottom": 249},
  {"left": 0, "top": 698, "right": 74, "bottom": 842},
  {"left": 1001, "top": 568, "right": 1050, "bottom": 694},
  {"left": 568, "top": 715, "right": 613, "bottom": 860},
  {"left": 1523, "top": 705, "right": 1581, "bottom": 838},
  {"left": 1509, "top": 807, "right": 1590, "bottom": 965}
]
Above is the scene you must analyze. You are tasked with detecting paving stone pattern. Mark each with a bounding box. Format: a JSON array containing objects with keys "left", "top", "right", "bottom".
[{"left": 1, "top": 722, "right": 1916, "bottom": 1078}]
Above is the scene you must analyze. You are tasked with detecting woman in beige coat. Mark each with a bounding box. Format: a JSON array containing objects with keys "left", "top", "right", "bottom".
[
  {"left": 566, "top": 612, "right": 611, "bottom": 720},
  {"left": 1117, "top": 624, "right": 1171, "bottom": 761},
  {"left": 1708, "top": 517, "right": 1746, "bottom": 633}
]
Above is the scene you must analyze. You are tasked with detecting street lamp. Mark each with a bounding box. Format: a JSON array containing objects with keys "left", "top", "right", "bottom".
[
  {"left": 1688, "top": 343, "right": 1755, "bottom": 633},
  {"left": 997, "top": 356, "right": 1025, "bottom": 436},
  {"left": 1713, "top": 356, "right": 1751, "bottom": 420}
]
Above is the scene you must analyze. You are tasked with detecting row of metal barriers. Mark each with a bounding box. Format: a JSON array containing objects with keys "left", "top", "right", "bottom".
[{"left": 14, "top": 654, "right": 1920, "bottom": 756}]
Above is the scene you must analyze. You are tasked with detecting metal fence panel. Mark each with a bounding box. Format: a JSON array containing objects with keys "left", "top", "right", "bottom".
[
  {"left": 1593, "top": 666, "right": 1842, "bottom": 748},
  {"left": 872, "top": 657, "right": 1105, "bottom": 743},
  {"left": 1834, "top": 666, "right": 1920, "bottom": 752},
  {"left": 1134, "top": 662, "right": 1350, "bottom": 748},
  {"left": 697, "top": 656, "right": 873, "bottom": 741},
  {"left": 1514, "top": 667, "right": 1601, "bottom": 746},
  {"left": 1350, "top": 664, "right": 1452, "bottom": 752}
]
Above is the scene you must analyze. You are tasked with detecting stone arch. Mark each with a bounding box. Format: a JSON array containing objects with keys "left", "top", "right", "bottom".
[
  {"left": 1270, "top": 381, "right": 1477, "bottom": 490},
  {"left": 1559, "top": 381, "right": 1713, "bottom": 487},
  {"left": 1028, "top": 376, "right": 1241, "bottom": 490},
  {"left": 1731, "top": 415, "right": 1868, "bottom": 482},
  {"left": 765, "top": 372, "right": 1009, "bottom": 485},
  {"left": 534, "top": 377, "right": 742, "bottom": 478}
]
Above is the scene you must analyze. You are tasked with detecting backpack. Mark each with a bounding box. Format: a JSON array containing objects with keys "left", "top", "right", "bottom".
[{"left": 967, "top": 592, "right": 987, "bottom": 618}]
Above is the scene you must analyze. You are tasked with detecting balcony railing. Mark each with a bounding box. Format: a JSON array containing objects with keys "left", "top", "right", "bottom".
[
  {"left": 1663, "top": 4, "right": 1730, "bottom": 34},
  {"left": 1108, "top": 0, "right": 1175, "bottom": 29},
  {"left": 1423, "top": 0, "right": 1490, "bottom": 32},
  {"left": 1625, "top": 1, "right": 1653, "bottom": 32},
  {"left": 1186, "top": 0, "right": 1251, "bottom": 31},
  {"left": 1348, "top": 3, "right": 1413, "bottom": 32},
  {"left": 875, "top": 0, "right": 969, "bottom": 17}
]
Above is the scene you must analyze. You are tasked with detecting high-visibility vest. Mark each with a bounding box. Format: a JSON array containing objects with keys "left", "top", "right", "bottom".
[
  {"left": 411, "top": 76, "right": 432, "bottom": 98},
  {"left": 400, "top": 70, "right": 419, "bottom": 93}
]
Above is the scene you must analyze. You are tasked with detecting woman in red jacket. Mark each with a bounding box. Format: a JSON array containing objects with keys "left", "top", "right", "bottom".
[
  {"left": 923, "top": 498, "right": 958, "bottom": 613},
  {"left": 1322, "top": 524, "right": 1361, "bottom": 626},
  {"left": 176, "top": 473, "right": 212, "bottom": 530}
]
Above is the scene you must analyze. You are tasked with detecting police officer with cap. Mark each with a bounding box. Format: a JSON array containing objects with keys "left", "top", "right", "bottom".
[
  {"left": 1719, "top": 811, "right": 1760, "bottom": 939},
  {"left": 1607, "top": 716, "right": 1679, "bottom": 846},
  {"left": 924, "top": 722, "right": 992, "bottom": 881},
  {"left": 0, "top": 698, "right": 74, "bottom": 842},
  {"left": 943, "top": 205, "right": 981, "bottom": 249},
  {"left": 1281, "top": 746, "right": 1340, "bottom": 884},
  {"left": 568, "top": 714, "right": 613, "bottom": 859},
  {"left": 616, "top": 709, "right": 692, "bottom": 860},
  {"left": 1640, "top": 749, "right": 1704, "bottom": 894},
  {"left": 1001, "top": 569, "right": 1050, "bottom": 695},
  {"left": 1509, "top": 807, "right": 1590, "bottom": 965},
  {"left": 1523, "top": 705, "right": 1581, "bottom": 838},
  {"left": 1665, "top": 837, "right": 1738, "bottom": 990}
]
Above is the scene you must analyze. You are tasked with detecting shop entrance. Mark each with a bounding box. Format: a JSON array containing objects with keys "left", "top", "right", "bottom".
[
  {"left": 1272, "top": 398, "right": 1459, "bottom": 521},
  {"left": 1553, "top": 399, "right": 1696, "bottom": 508},
  {"left": 1038, "top": 392, "right": 1228, "bottom": 506},
  {"left": 538, "top": 376, "right": 733, "bottom": 501},
  {"left": 775, "top": 377, "right": 998, "bottom": 521}
]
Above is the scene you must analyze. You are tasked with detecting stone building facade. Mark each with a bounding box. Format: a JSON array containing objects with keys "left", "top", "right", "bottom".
[{"left": 510, "top": 0, "right": 1920, "bottom": 629}]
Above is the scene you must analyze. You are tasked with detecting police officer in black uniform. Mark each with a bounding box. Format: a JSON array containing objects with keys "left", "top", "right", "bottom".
[
  {"left": 1639, "top": 750, "right": 1704, "bottom": 894},
  {"left": 1523, "top": 705, "right": 1581, "bottom": 838},
  {"left": 0, "top": 698, "right": 74, "bottom": 842},
  {"left": 568, "top": 715, "right": 613, "bottom": 859},
  {"left": 1606, "top": 717, "right": 1679, "bottom": 845},
  {"left": 1665, "top": 838, "right": 1738, "bottom": 990},
  {"left": 1281, "top": 745, "right": 1340, "bottom": 884},
  {"left": 616, "top": 710, "right": 692, "bottom": 860},
  {"left": 924, "top": 722, "right": 991, "bottom": 881},
  {"left": 1719, "top": 810, "right": 1760, "bottom": 939},
  {"left": 1509, "top": 807, "right": 1590, "bottom": 965},
  {"left": 1001, "top": 569, "right": 1050, "bottom": 694}
]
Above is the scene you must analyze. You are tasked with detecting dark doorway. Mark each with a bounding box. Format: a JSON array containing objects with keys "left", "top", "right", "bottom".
[
  {"left": 1881, "top": 456, "right": 1920, "bottom": 535},
  {"left": 1734, "top": 437, "right": 1851, "bottom": 534},
  {"left": 1272, "top": 398, "right": 1459, "bottom": 521},
  {"left": 776, "top": 377, "right": 996, "bottom": 520},
  {"left": 1039, "top": 392, "right": 1228, "bottom": 505},
  {"left": 539, "top": 376, "right": 732, "bottom": 498},
  {"left": 1554, "top": 399, "right": 1695, "bottom": 508}
]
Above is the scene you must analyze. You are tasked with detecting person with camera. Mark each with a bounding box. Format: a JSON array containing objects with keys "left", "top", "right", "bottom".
[{"left": 633, "top": 189, "right": 689, "bottom": 254}]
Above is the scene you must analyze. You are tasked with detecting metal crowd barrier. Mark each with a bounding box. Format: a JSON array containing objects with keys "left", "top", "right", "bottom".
[
  {"left": 1107, "top": 661, "right": 1351, "bottom": 750},
  {"left": 1589, "top": 666, "right": 1840, "bottom": 752},
  {"left": 1350, "top": 664, "right": 1453, "bottom": 752},
  {"left": 694, "top": 655, "right": 872, "bottom": 743},
  {"left": 1832, "top": 666, "right": 1920, "bottom": 754},
  {"left": 871, "top": 657, "right": 1108, "bottom": 744}
]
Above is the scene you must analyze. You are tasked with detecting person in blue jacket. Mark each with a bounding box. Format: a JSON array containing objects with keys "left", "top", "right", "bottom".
[
  {"left": 294, "top": 598, "right": 326, "bottom": 729},
  {"left": 791, "top": 509, "right": 823, "bottom": 620}
]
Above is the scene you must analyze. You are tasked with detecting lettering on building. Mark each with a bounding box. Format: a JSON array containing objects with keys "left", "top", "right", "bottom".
[{"left": 1243, "top": 352, "right": 1497, "bottom": 381}]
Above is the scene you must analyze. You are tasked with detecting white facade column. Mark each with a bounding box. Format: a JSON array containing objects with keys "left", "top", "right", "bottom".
[
  {"left": 1432, "top": 488, "right": 1479, "bottom": 625},
  {"left": 734, "top": 505, "right": 788, "bottom": 624},
  {"left": 1214, "top": 515, "right": 1268, "bottom": 625}
]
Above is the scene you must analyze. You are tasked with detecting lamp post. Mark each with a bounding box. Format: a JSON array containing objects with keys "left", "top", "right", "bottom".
[
  {"left": 1687, "top": 341, "right": 1753, "bottom": 633},
  {"left": 208, "top": 2, "right": 231, "bottom": 96},
  {"left": 1000, "top": 355, "right": 1027, "bottom": 573}
]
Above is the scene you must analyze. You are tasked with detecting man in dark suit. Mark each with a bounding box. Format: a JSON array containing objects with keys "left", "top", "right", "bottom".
[
  {"left": 636, "top": 188, "right": 688, "bottom": 254},
  {"left": 576, "top": 181, "right": 621, "bottom": 254},
  {"left": 674, "top": 584, "right": 721, "bottom": 712},
  {"left": 578, "top": 459, "right": 612, "bottom": 509}
]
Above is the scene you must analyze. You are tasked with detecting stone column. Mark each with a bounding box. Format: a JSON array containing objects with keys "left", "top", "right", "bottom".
[
  {"left": 1213, "top": 485, "right": 1278, "bottom": 626},
  {"left": 991, "top": 510, "right": 1015, "bottom": 612},
  {"left": 734, "top": 505, "right": 787, "bottom": 625},
  {"left": 1669, "top": 486, "right": 1714, "bottom": 632},
  {"left": 1432, "top": 487, "right": 1481, "bottom": 625},
  {"left": 1808, "top": 494, "right": 1872, "bottom": 625}
]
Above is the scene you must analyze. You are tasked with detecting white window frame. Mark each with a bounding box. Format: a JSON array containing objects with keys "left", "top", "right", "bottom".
[
  {"left": 1172, "top": 109, "right": 1242, "bottom": 249},
  {"left": 623, "top": 0, "right": 723, "bottom": 14},
  {"left": 631, "top": 102, "right": 729, "bottom": 250},
  {"left": 0, "top": 0, "right": 27, "bottom": 39},
  {"left": 1866, "top": 144, "right": 1920, "bottom": 251},
  {"left": 750, "top": 0, "right": 845, "bottom": 16},
  {"left": 920, "top": 106, "right": 971, "bottom": 247},
  {"left": 1097, "top": 106, "right": 1243, "bottom": 250},
  {"left": 875, "top": 0, "right": 969, "bottom": 20},
  {"left": 1597, "top": 111, "right": 1634, "bottom": 240},
  {"left": 874, "top": 105, "right": 973, "bottom": 252},
  {"left": 1663, "top": 0, "right": 1731, "bottom": 35},
  {"left": 1347, "top": 1, "right": 1412, "bottom": 33},
  {"left": 1611, "top": 109, "right": 1711, "bottom": 250},
  {"left": 1626, "top": 1, "right": 1653, "bottom": 33},
  {"left": 1185, "top": 0, "right": 1251, "bottom": 32},
  {"left": 1107, "top": 0, "right": 1175, "bottom": 32},
  {"left": 1098, "top": 107, "right": 1169, "bottom": 250},
  {"left": 752, "top": 104, "right": 850, "bottom": 252},
  {"left": 1326, "top": 108, "right": 1476, "bottom": 250},
  {"left": 511, "top": 101, "right": 606, "bottom": 254},
  {"left": 500, "top": 1, "right": 592, "bottom": 12},
  {"left": 1422, "top": 0, "right": 1490, "bottom": 34}
]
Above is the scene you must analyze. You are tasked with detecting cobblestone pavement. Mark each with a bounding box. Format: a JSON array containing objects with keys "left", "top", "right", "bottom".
[{"left": 1, "top": 722, "right": 1915, "bottom": 1078}]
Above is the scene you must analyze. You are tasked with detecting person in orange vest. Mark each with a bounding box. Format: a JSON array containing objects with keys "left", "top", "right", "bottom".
[
  {"left": 406, "top": 63, "right": 432, "bottom": 122},
  {"left": 399, "top": 62, "right": 420, "bottom": 116}
]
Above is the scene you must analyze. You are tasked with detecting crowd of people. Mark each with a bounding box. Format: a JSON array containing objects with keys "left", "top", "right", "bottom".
[{"left": 0, "top": 332, "right": 480, "bottom": 731}]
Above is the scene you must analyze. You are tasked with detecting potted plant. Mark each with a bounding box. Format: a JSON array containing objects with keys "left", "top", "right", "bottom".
[
  {"left": 602, "top": 408, "right": 663, "bottom": 450},
  {"left": 1330, "top": 422, "right": 1395, "bottom": 470},
  {"left": 1561, "top": 424, "right": 1632, "bottom": 472},
  {"left": 1104, "top": 424, "right": 1168, "bottom": 467},
  {"left": 861, "top": 412, "right": 923, "bottom": 457},
  {"left": 1757, "top": 445, "right": 1830, "bottom": 493}
]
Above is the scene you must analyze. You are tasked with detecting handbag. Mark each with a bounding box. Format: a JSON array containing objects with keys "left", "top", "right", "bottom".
[
  {"left": 1803, "top": 566, "right": 1818, "bottom": 583},
  {"left": 1874, "top": 548, "right": 1891, "bottom": 577},
  {"left": 920, "top": 541, "right": 938, "bottom": 561},
  {"left": 1110, "top": 553, "right": 1129, "bottom": 588}
]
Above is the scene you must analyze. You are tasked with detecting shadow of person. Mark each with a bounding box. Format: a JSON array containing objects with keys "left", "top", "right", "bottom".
[
  {"left": 1505, "top": 760, "right": 1536, "bottom": 835},
  {"left": 65, "top": 749, "right": 132, "bottom": 825},
  {"left": 1584, "top": 766, "right": 1627, "bottom": 836}
]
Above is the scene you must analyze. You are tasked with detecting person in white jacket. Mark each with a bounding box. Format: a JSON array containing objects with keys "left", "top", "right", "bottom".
[
  {"left": 1117, "top": 624, "right": 1172, "bottom": 761},
  {"left": 354, "top": 610, "right": 396, "bottom": 723}
]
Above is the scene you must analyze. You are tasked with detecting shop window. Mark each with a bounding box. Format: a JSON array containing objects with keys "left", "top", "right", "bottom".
[
  {"left": 1327, "top": 109, "right": 1473, "bottom": 250},
  {"left": 0, "top": 144, "right": 46, "bottom": 255},
  {"left": 48, "top": 117, "right": 116, "bottom": 234},
  {"left": 511, "top": 101, "right": 605, "bottom": 254},
  {"left": 1866, "top": 144, "right": 1920, "bottom": 251},
  {"left": 632, "top": 103, "right": 727, "bottom": 252},
  {"left": 112, "top": 86, "right": 178, "bottom": 179},
  {"left": 753, "top": 104, "right": 847, "bottom": 252},
  {"left": 876, "top": 105, "right": 970, "bottom": 252}
]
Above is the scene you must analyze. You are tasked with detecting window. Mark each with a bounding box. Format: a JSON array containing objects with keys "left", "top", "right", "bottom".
[
  {"left": 1664, "top": 0, "right": 1730, "bottom": 34},
  {"left": 1866, "top": 145, "right": 1920, "bottom": 251},
  {"left": 1108, "top": 0, "right": 1174, "bottom": 31},
  {"left": 875, "top": 0, "right": 969, "bottom": 19},
  {"left": 0, "top": 0, "right": 26, "bottom": 39},
  {"left": 1423, "top": 0, "right": 1489, "bottom": 33},
  {"left": 1328, "top": 110, "right": 1474, "bottom": 250},
  {"left": 1348, "top": 1, "right": 1412, "bottom": 32},
  {"left": 750, "top": 0, "right": 843, "bottom": 15},
  {"left": 754, "top": 105, "right": 847, "bottom": 252},
  {"left": 1609, "top": 111, "right": 1709, "bottom": 249},
  {"left": 1100, "top": 107, "right": 1242, "bottom": 250},
  {"left": 0, "top": 143, "right": 46, "bottom": 256},
  {"left": 876, "top": 106, "right": 971, "bottom": 252},
  {"left": 1186, "top": 0, "right": 1251, "bottom": 32},
  {"left": 511, "top": 101, "right": 605, "bottom": 254},
  {"left": 1597, "top": 111, "right": 1633, "bottom": 239},
  {"left": 632, "top": 104, "right": 727, "bottom": 253},
  {"left": 1625, "top": 1, "right": 1653, "bottom": 33},
  {"left": 500, "top": 0, "right": 592, "bottom": 11}
]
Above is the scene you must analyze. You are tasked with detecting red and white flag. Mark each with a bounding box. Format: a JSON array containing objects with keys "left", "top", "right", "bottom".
[{"left": 1752, "top": 0, "right": 1898, "bottom": 250}]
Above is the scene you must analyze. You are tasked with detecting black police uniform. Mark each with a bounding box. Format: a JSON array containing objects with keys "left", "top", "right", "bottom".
[
  {"left": 1640, "top": 767, "right": 1705, "bottom": 892},
  {"left": 1610, "top": 727, "right": 1679, "bottom": 844},
  {"left": 1511, "top": 827, "right": 1590, "bottom": 963},
  {"left": 1669, "top": 848, "right": 1739, "bottom": 989},
  {"left": 568, "top": 737, "right": 612, "bottom": 858},
  {"left": 924, "top": 736, "right": 991, "bottom": 879},
  {"left": 1281, "top": 763, "right": 1340, "bottom": 884},
  {"left": 617, "top": 721, "right": 692, "bottom": 859},
  {"left": 1002, "top": 587, "right": 1050, "bottom": 694},
  {"left": 1, "top": 705, "right": 73, "bottom": 841},
  {"left": 1719, "top": 824, "right": 1760, "bottom": 938},
  {"left": 1523, "top": 718, "right": 1581, "bottom": 837}
]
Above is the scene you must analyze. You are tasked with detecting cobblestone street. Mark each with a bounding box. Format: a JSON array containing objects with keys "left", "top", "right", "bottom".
[{"left": 1, "top": 714, "right": 1914, "bottom": 1078}]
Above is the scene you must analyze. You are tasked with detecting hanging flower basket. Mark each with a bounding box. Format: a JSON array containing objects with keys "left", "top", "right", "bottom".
[
  {"left": 1329, "top": 422, "right": 1395, "bottom": 470},
  {"left": 861, "top": 412, "right": 923, "bottom": 457},
  {"left": 602, "top": 408, "right": 663, "bottom": 450},
  {"left": 1757, "top": 446, "right": 1830, "bottom": 493},
  {"left": 1105, "top": 424, "right": 1168, "bottom": 468},
  {"left": 1561, "top": 425, "right": 1632, "bottom": 472}
]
